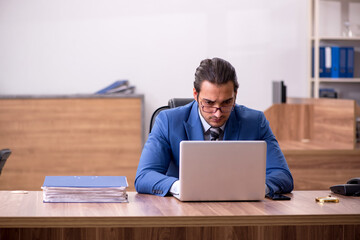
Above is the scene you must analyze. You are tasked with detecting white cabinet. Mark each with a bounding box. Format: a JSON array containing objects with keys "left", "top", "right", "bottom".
[{"left": 309, "top": 0, "right": 360, "bottom": 103}]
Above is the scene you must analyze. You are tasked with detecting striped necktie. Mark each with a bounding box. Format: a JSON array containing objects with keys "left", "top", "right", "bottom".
[{"left": 209, "top": 127, "right": 221, "bottom": 141}]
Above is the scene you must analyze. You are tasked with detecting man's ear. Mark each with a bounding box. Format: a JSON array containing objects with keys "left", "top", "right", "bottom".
[{"left": 193, "top": 88, "right": 198, "bottom": 102}]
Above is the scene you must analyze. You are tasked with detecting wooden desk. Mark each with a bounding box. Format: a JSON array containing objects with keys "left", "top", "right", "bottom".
[{"left": 0, "top": 191, "right": 359, "bottom": 240}]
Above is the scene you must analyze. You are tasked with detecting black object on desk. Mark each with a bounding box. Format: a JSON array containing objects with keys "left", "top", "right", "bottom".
[
  {"left": 266, "top": 193, "right": 291, "bottom": 201},
  {"left": 0, "top": 149, "right": 11, "bottom": 175},
  {"left": 330, "top": 178, "right": 360, "bottom": 196}
]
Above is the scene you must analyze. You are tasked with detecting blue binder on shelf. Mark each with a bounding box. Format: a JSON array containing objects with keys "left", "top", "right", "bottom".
[
  {"left": 320, "top": 47, "right": 332, "bottom": 78},
  {"left": 331, "top": 46, "right": 340, "bottom": 78},
  {"left": 319, "top": 47, "right": 325, "bottom": 77},
  {"left": 347, "top": 47, "right": 354, "bottom": 78},
  {"left": 324, "top": 47, "right": 332, "bottom": 77},
  {"left": 311, "top": 47, "right": 314, "bottom": 78},
  {"left": 339, "top": 47, "right": 347, "bottom": 78}
]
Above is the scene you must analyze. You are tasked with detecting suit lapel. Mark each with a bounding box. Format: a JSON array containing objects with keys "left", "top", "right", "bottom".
[
  {"left": 223, "top": 111, "right": 241, "bottom": 140},
  {"left": 183, "top": 102, "right": 204, "bottom": 140}
]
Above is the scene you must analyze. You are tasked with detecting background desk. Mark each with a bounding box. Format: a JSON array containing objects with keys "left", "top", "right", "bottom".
[
  {"left": 0, "top": 191, "right": 359, "bottom": 240},
  {"left": 264, "top": 98, "right": 360, "bottom": 190},
  {"left": 0, "top": 94, "right": 143, "bottom": 191}
]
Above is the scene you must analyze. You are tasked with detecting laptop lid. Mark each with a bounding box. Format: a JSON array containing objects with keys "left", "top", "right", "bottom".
[{"left": 175, "top": 141, "right": 266, "bottom": 201}]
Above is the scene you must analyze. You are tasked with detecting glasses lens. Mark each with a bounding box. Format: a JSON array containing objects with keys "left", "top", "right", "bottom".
[
  {"left": 202, "top": 105, "right": 233, "bottom": 113},
  {"left": 220, "top": 106, "right": 233, "bottom": 113},
  {"left": 202, "top": 106, "right": 216, "bottom": 113}
]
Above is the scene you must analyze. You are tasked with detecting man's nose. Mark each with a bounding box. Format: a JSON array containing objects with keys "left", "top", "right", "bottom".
[{"left": 213, "top": 108, "right": 222, "bottom": 117}]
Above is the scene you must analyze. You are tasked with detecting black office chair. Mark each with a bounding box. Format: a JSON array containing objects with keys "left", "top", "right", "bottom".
[{"left": 149, "top": 98, "right": 194, "bottom": 133}]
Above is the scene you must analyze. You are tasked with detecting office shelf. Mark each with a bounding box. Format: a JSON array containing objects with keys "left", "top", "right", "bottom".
[
  {"left": 311, "top": 36, "right": 360, "bottom": 41},
  {"left": 309, "top": 0, "right": 360, "bottom": 103},
  {"left": 311, "top": 78, "right": 360, "bottom": 83}
]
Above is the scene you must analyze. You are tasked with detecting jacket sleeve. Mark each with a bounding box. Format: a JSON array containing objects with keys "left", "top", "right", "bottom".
[
  {"left": 259, "top": 112, "right": 294, "bottom": 195},
  {"left": 134, "top": 111, "right": 178, "bottom": 196}
]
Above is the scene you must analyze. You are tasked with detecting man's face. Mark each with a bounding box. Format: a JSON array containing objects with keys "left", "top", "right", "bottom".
[{"left": 193, "top": 80, "right": 236, "bottom": 128}]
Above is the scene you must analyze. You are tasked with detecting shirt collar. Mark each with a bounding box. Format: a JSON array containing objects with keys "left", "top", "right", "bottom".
[{"left": 198, "top": 108, "right": 226, "bottom": 133}]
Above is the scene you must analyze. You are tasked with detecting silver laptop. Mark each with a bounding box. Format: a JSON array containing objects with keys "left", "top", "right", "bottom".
[{"left": 174, "top": 141, "right": 266, "bottom": 201}]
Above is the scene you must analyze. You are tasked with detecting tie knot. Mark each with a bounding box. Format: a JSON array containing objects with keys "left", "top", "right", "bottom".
[{"left": 209, "top": 127, "right": 221, "bottom": 141}]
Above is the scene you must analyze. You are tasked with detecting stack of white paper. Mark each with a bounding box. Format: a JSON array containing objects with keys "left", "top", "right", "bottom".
[{"left": 42, "top": 176, "right": 128, "bottom": 203}]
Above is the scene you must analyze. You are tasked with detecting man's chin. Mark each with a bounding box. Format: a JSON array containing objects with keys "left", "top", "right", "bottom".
[{"left": 209, "top": 119, "right": 225, "bottom": 127}]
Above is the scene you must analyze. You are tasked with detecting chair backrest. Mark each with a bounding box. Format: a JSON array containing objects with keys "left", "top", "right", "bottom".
[
  {"left": 168, "top": 98, "right": 194, "bottom": 108},
  {"left": 149, "top": 98, "right": 193, "bottom": 133},
  {"left": 149, "top": 106, "right": 170, "bottom": 133}
]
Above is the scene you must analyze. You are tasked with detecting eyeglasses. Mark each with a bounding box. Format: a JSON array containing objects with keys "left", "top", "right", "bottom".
[{"left": 200, "top": 101, "right": 234, "bottom": 113}]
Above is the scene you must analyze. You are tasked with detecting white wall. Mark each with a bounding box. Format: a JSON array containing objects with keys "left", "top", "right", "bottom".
[{"left": 0, "top": 0, "right": 308, "bottom": 135}]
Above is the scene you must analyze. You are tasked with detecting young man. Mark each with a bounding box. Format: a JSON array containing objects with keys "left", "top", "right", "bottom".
[{"left": 135, "top": 57, "right": 293, "bottom": 197}]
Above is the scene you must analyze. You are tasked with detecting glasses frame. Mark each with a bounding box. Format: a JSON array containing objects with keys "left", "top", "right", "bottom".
[{"left": 200, "top": 101, "right": 235, "bottom": 113}]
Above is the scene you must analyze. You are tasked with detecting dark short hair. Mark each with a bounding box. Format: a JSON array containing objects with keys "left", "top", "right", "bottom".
[{"left": 194, "top": 57, "right": 239, "bottom": 93}]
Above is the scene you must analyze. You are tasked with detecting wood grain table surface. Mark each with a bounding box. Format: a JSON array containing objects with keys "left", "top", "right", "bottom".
[{"left": 0, "top": 191, "right": 359, "bottom": 228}]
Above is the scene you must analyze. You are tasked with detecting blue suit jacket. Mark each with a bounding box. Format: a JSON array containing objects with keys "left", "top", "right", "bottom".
[{"left": 135, "top": 101, "right": 293, "bottom": 196}]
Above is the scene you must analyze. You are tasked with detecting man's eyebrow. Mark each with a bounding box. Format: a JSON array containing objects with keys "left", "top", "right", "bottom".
[
  {"left": 202, "top": 98, "right": 215, "bottom": 103},
  {"left": 202, "top": 97, "right": 234, "bottom": 104},
  {"left": 221, "top": 97, "right": 234, "bottom": 103}
]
